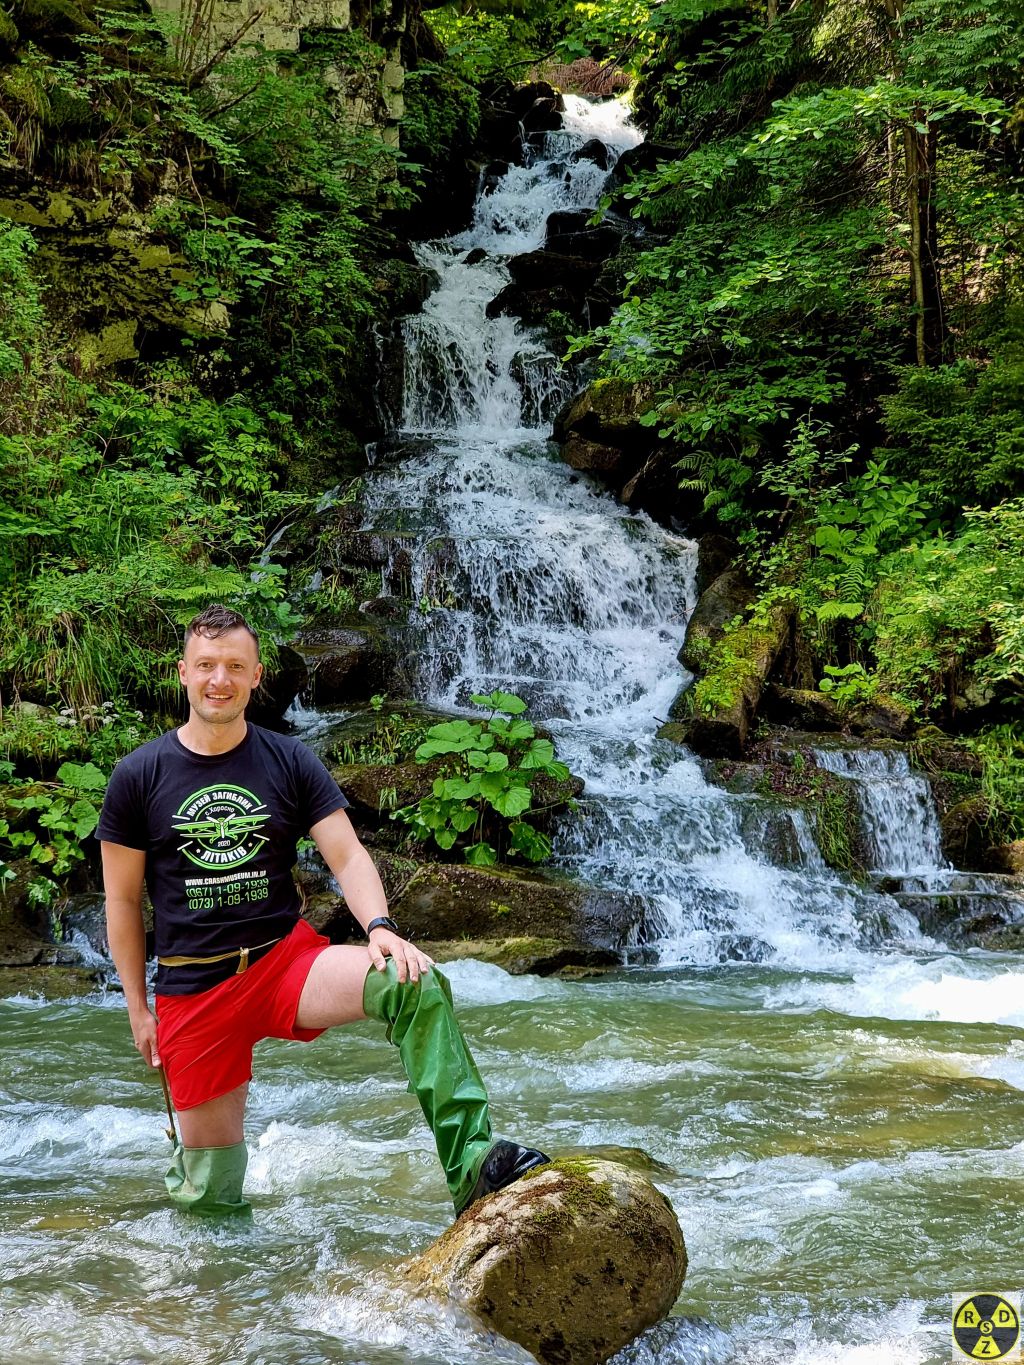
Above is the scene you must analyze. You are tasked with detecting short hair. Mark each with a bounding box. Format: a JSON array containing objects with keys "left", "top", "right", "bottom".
[{"left": 184, "top": 605, "right": 261, "bottom": 657}]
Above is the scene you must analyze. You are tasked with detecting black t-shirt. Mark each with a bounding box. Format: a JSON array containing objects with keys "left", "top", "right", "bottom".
[{"left": 98, "top": 724, "right": 348, "bottom": 995}]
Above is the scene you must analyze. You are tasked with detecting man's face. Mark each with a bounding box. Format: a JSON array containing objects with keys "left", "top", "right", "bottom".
[{"left": 177, "top": 627, "right": 263, "bottom": 726}]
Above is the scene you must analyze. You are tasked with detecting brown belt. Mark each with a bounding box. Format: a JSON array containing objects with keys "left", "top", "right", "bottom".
[{"left": 158, "top": 936, "right": 282, "bottom": 974}]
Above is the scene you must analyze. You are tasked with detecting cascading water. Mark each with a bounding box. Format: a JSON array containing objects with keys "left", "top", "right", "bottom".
[
  {"left": 368, "top": 95, "right": 925, "bottom": 969},
  {"left": 4, "top": 94, "right": 1024, "bottom": 1365},
  {"left": 813, "top": 747, "right": 947, "bottom": 875}
]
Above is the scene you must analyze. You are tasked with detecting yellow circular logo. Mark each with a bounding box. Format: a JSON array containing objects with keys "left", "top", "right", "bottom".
[{"left": 953, "top": 1294, "right": 1021, "bottom": 1360}]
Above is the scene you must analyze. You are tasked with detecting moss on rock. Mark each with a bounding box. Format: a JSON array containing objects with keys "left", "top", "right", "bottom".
[{"left": 402, "top": 1156, "right": 687, "bottom": 1365}]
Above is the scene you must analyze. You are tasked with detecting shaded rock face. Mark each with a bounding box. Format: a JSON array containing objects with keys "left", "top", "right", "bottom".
[
  {"left": 678, "top": 567, "right": 754, "bottom": 674},
  {"left": 670, "top": 601, "right": 796, "bottom": 757},
  {"left": 402, "top": 1157, "right": 687, "bottom": 1365},
  {"left": 304, "top": 851, "right": 645, "bottom": 972},
  {"left": 552, "top": 379, "right": 702, "bottom": 527}
]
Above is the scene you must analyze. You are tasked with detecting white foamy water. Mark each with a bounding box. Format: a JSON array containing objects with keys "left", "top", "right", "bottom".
[
  {"left": 766, "top": 955, "right": 1024, "bottom": 1028},
  {"left": 813, "top": 747, "right": 946, "bottom": 875}
]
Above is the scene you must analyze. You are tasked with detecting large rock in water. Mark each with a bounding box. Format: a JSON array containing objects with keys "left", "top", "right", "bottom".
[{"left": 403, "top": 1157, "right": 687, "bottom": 1364}]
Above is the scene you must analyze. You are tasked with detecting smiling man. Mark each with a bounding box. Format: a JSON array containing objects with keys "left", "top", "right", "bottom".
[{"left": 99, "top": 604, "right": 548, "bottom": 1217}]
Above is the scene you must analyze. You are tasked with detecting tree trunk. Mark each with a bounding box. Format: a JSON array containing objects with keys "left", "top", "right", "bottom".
[{"left": 903, "top": 117, "right": 945, "bottom": 365}]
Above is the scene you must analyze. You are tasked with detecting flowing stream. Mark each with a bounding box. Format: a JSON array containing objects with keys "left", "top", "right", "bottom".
[{"left": 2, "top": 96, "right": 1024, "bottom": 1365}]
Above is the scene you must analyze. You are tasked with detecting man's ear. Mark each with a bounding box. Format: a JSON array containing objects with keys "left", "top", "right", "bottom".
[
  {"left": 253, "top": 662, "right": 264, "bottom": 688},
  {"left": 177, "top": 659, "right": 187, "bottom": 687}
]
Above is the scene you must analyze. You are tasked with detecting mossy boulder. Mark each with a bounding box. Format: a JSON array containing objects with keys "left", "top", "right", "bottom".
[
  {"left": 679, "top": 567, "right": 754, "bottom": 675},
  {"left": 413, "top": 936, "right": 618, "bottom": 976},
  {"left": 669, "top": 600, "right": 796, "bottom": 757},
  {"left": 402, "top": 1156, "right": 687, "bottom": 1365},
  {"left": 940, "top": 795, "right": 991, "bottom": 870},
  {"left": 0, "top": 965, "right": 101, "bottom": 999},
  {"left": 554, "top": 378, "right": 656, "bottom": 451},
  {"left": 986, "top": 840, "right": 1024, "bottom": 876},
  {"left": 305, "top": 852, "right": 644, "bottom": 967}
]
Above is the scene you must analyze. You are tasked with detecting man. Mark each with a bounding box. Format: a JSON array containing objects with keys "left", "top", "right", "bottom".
[{"left": 99, "top": 603, "right": 548, "bottom": 1216}]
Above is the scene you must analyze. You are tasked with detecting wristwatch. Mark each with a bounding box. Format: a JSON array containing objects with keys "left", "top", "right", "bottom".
[{"left": 365, "top": 916, "right": 400, "bottom": 937}]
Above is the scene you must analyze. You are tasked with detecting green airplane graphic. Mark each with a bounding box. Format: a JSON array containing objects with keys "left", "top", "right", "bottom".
[{"left": 172, "top": 812, "right": 270, "bottom": 843}]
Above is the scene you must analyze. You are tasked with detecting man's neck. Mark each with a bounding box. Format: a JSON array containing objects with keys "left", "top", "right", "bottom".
[{"left": 177, "top": 715, "right": 249, "bottom": 756}]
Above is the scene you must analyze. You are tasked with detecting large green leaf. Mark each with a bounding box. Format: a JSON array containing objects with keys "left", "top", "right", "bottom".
[
  {"left": 487, "top": 717, "right": 534, "bottom": 742},
  {"left": 470, "top": 690, "right": 527, "bottom": 715},
  {"left": 464, "top": 841, "right": 497, "bottom": 866},
  {"left": 491, "top": 785, "right": 532, "bottom": 817},
  {"left": 56, "top": 762, "right": 108, "bottom": 792},
  {"left": 467, "top": 749, "right": 509, "bottom": 771},
  {"left": 518, "top": 738, "right": 555, "bottom": 769}
]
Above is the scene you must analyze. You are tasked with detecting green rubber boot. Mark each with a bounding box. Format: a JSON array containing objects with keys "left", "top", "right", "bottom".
[
  {"left": 165, "top": 1141, "right": 252, "bottom": 1217},
  {"left": 362, "top": 961, "right": 493, "bottom": 1212}
]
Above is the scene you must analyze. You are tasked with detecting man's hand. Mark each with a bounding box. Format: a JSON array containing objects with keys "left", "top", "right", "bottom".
[
  {"left": 128, "top": 1005, "right": 161, "bottom": 1068},
  {"left": 367, "top": 929, "right": 435, "bottom": 984}
]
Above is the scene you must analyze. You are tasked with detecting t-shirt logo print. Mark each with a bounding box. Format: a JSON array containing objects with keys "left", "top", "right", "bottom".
[{"left": 172, "top": 784, "right": 272, "bottom": 869}]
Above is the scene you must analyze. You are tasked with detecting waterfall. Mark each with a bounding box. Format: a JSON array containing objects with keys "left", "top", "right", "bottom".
[
  {"left": 813, "top": 747, "right": 947, "bottom": 876},
  {"left": 362, "top": 94, "right": 928, "bottom": 968}
]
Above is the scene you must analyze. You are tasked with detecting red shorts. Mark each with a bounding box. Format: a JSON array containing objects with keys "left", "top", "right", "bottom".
[{"left": 155, "top": 918, "right": 332, "bottom": 1111}]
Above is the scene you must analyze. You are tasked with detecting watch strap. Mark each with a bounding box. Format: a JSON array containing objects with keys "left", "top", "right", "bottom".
[{"left": 366, "top": 916, "right": 400, "bottom": 937}]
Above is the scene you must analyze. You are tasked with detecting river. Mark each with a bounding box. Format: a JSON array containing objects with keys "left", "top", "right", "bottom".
[{"left": 1, "top": 95, "right": 1023, "bottom": 1365}]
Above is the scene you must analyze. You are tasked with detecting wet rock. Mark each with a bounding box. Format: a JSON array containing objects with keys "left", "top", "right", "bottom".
[
  {"left": 695, "top": 534, "right": 739, "bottom": 595},
  {"left": 605, "top": 140, "right": 685, "bottom": 195},
  {"left": 674, "top": 600, "right": 797, "bottom": 757},
  {"left": 762, "top": 685, "right": 844, "bottom": 732},
  {"left": 250, "top": 645, "right": 308, "bottom": 723},
  {"left": 413, "top": 937, "right": 620, "bottom": 976},
  {"left": 295, "top": 628, "right": 393, "bottom": 705},
  {"left": 544, "top": 225, "right": 623, "bottom": 262},
  {"left": 679, "top": 568, "right": 754, "bottom": 674},
  {"left": 571, "top": 138, "right": 611, "bottom": 170},
  {"left": 61, "top": 892, "right": 108, "bottom": 955},
  {"left": 940, "top": 795, "right": 991, "bottom": 870},
  {"left": 507, "top": 250, "right": 603, "bottom": 292},
  {"left": 544, "top": 209, "right": 593, "bottom": 240},
  {"left": 554, "top": 378, "right": 657, "bottom": 450},
  {"left": 463, "top": 246, "right": 489, "bottom": 265},
  {"left": 309, "top": 851, "right": 644, "bottom": 958},
  {"left": 0, "top": 965, "right": 101, "bottom": 999},
  {"left": 0, "top": 858, "right": 57, "bottom": 966},
  {"left": 847, "top": 696, "right": 914, "bottom": 740},
  {"left": 987, "top": 840, "right": 1024, "bottom": 876},
  {"left": 402, "top": 1156, "right": 686, "bottom": 1365},
  {"left": 486, "top": 281, "right": 581, "bottom": 324},
  {"left": 562, "top": 432, "right": 626, "bottom": 476},
  {"left": 522, "top": 96, "right": 563, "bottom": 134}
]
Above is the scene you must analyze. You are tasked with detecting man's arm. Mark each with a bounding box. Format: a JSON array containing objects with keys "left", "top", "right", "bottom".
[
  {"left": 309, "top": 807, "right": 433, "bottom": 983},
  {"left": 101, "top": 841, "right": 160, "bottom": 1068}
]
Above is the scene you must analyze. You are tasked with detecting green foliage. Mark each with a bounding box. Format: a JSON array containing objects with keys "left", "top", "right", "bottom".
[
  {"left": 0, "top": 701, "right": 157, "bottom": 769},
  {"left": 968, "top": 723, "right": 1024, "bottom": 845},
  {"left": 879, "top": 328, "right": 1024, "bottom": 518},
  {"left": 818, "top": 663, "right": 879, "bottom": 710},
  {"left": 394, "top": 691, "right": 570, "bottom": 866},
  {"left": 0, "top": 759, "right": 108, "bottom": 907},
  {"left": 0, "top": 360, "right": 303, "bottom": 711},
  {"left": 332, "top": 713, "right": 429, "bottom": 768},
  {"left": 871, "top": 499, "right": 1024, "bottom": 712},
  {"left": 401, "top": 59, "right": 480, "bottom": 193},
  {"left": 0, "top": 221, "right": 43, "bottom": 380}
]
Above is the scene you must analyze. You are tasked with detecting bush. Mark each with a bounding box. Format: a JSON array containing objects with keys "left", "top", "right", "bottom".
[{"left": 394, "top": 691, "right": 572, "bottom": 866}]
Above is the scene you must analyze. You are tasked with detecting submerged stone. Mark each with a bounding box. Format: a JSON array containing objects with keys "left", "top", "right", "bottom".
[{"left": 403, "top": 1156, "right": 687, "bottom": 1365}]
